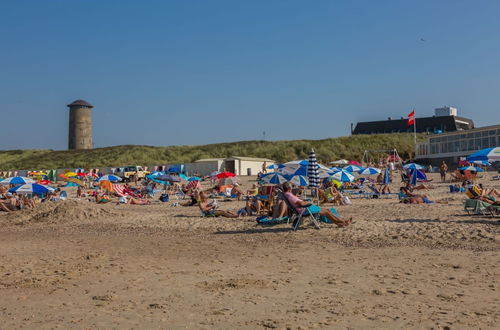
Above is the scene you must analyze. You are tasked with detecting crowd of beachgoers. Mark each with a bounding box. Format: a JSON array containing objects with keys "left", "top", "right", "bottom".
[{"left": 2, "top": 158, "right": 499, "bottom": 226}]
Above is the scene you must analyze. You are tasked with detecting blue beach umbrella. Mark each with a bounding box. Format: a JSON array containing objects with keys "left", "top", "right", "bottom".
[
  {"left": 467, "top": 147, "right": 500, "bottom": 163},
  {"left": 188, "top": 176, "right": 202, "bottom": 181},
  {"left": 307, "top": 149, "right": 320, "bottom": 188},
  {"left": 96, "top": 175, "right": 122, "bottom": 182},
  {"left": 358, "top": 167, "right": 381, "bottom": 176},
  {"left": 383, "top": 168, "right": 391, "bottom": 184},
  {"left": 459, "top": 166, "right": 484, "bottom": 172},
  {"left": 330, "top": 170, "right": 355, "bottom": 182},
  {"left": 179, "top": 174, "right": 189, "bottom": 181},
  {"left": 260, "top": 173, "right": 288, "bottom": 185},
  {"left": 283, "top": 174, "right": 309, "bottom": 186},
  {"left": 403, "top": 163, "right": 425, "bottom": 170},
  {"left": 157, "top": 174, "right": 181, "bottom": 182},
  {"left": 409, "top": 169, "right": 418, "bottom": 186},
  {"left": 344, "top": 165, "right": 363, "bottom": 172},
  {"left": 0, "top": 176, "right": 35, "bottom": 185},
  {"left": 150, "top": 171, "right": 165, "bottom": 177},
  {"left": 9, "top": 183, "right": 55, "bottom": 195}
]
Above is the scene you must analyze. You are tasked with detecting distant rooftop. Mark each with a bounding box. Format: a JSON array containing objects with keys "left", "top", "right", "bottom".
[{"left": 67, "top": 99, "right": 93, "bottom": 108}]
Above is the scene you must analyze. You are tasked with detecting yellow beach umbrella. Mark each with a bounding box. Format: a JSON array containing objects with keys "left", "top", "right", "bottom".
[{"left": 63, "top": 171, "right": 78, "bottom": 177}]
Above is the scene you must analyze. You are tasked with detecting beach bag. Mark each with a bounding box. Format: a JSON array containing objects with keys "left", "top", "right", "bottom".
[
  {"left": 341, "top": 196, "right": 351, "bottom": 205},
  {"left": 468, "top": 186, "right": 481, "bottom": 197},
  {"left": 159, "top": 193, "right": 169, "bottom": 202}
]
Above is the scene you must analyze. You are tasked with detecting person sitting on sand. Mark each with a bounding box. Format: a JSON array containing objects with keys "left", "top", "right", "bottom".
[
  {"left": 282, "top": 183, "right": 351, "bottom": 227},
  {"left": 246, "top": 184, "right": 259, "bottom": 197},
  {"left": 96, "top": 193, "right": 112, "bottom": 204},
  {"left": 196, "top": 191, "right": 239, "bottom": 218}
]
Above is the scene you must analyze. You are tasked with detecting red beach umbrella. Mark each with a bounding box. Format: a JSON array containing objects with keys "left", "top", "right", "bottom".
[{"left": 216, "top": 171, "right": 236, "bottom": 179}]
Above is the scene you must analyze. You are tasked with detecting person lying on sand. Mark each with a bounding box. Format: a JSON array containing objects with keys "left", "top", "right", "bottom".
[
  {"left": 96, "top": 193, "right": 112, "bottom": 204},
  {"left": 196, "top": 191, "right": 239, "bottom": 218},
  {"left": 282, "top": 183, "right": 351, "bottom": 227}
]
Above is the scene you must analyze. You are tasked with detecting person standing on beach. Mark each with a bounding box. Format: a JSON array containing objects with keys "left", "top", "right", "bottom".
[
  {"left": 440, "top": 161, "right": 448, "bottom": 182},
  {"left": 262, "top": 162, "right": 267, "bottom": 174}
]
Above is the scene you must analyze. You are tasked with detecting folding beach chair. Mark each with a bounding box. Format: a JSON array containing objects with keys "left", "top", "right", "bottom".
[
  {"left": 464, "top": 199, "right": 495, "bottom": 216},
  {"left": 280, "top": 190, "right": 321, "bottom": 231}
]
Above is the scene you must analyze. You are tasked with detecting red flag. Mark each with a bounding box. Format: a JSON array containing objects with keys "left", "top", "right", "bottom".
[{"left": 407, "top": 110, "right": 415, "bottom": 126}]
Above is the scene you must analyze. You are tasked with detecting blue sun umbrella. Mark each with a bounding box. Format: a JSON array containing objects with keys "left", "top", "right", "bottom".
[
  {"left": 403, "top": 163, "right": 425, "bottom": 170},
  {"left": 188, "top": 176, "right": 202, "bottom": 181},
  {"left": 179, "top": 174, "right": 189, "bottom": 181},
  {"left": 157, "top": 174, "right": 181, "bottom": 182},
  {"left": 283, "top": 174, "right": 309, "bottom": 186},
  {"left": 459, "top": 166, "right": 484, "bottom": 172},
  {"left": 260, "top": 173, "right": 288, "bottom": 185},
  {"left": 467, "top": 147, "right": 500, "bottom": 163},
  {"left": 96, "top": 175, "right": 122, "bottom": 182},
  {"left": 330, "top": 170, "right": 355, "bottom": 182},
  {"left": 9, "top": 183, "right": 55, "bottom": 195},
  {"left": 358, "top": 167, "right": 381, "bottom": 175},
  {"left": 0, "top": 176, "right": 35, "bottom": 185},
  {"left": 344, "top": 165, "right": 363, "bottom": 172},
  {"left": 409, "top": 169, "right": 418, "bottom": 186},
  {"left": 150, "top": 171, "right": 165, "bottom": 177},
  {"left": 383, "top": 168, "right": 391, "bottom": 184}
]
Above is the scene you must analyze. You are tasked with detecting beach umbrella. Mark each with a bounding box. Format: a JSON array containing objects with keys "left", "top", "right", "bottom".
[
  {"left": 472, "top": 160, "right": 491, "bottom": 166},
  {"left": 467, "top": 147, "right": 500, "bottom": 163},
  {"left": 330, "top": 170, "right": 355, "bottom": 182},
  {"left": 307, "top": 149, "right": 320, "bottom": 188},
  {"left": 96, "top": 175, "right": 122, "bottom": 182},
  {"left": 459, "top": 166, "right": 484, "bottom": 172},
  {"left": 344, "top": 165, "right": 363, "bottom": 172},
  {"left": 179, "top": 174, "right": 189, "bottom": 181},
  {"left": 218, "top": 177, "right": 238, "bottom": 185},
  {"left": 279, "top": 160, "right": 330, "bottom": 176},
  {"left": 0, "top": 176, "right": 35, "bottom": 185},
  {"left": 150, "top": 171, "right": 165, "bottom": 177},
  {"left": 358, "top": 167, "right": 381, "bottom": 175},
  {"left": 66, "top": 178, "right": 84, "bottom": 186},
  {"left": 348, "top": 160, "right": 361, "bottom": 166},
  {"left": 63, "top": 171, "right": 78, "bottom": 178},
  {"left": 330, "top": 159, "right": 349, "bottom": 165},
  {"left": 267, "top": 164, "right": 283, "bottom": 170},
  {"left": 188, "top": 176, "right": 202, "bottom": 181},
  {"left": 403, "top": 163, "right": 425, "bottom": 170},
  {"left": 216, "top": 171, "right": 236, "bottom": 179},
  {"left": 260, "top": 173, "right": 288, "bottom": 185},
  {"left": 9, "top": 183, "right": 55, "bottom": 195},
  {"left": 409, "top": 169, "right": 418, "bottom": 186},
  {"left": 284, "top": 174, "right": 309, "bottom": 187},
  {"left": 157, "top": 174, "right": 181, "bottom": 182},
  {"left": 37, "top": 179, "right": 52, "bottom": 185},
  {"left": 382, "top": 168, "right": 391, "bottom": 184}
]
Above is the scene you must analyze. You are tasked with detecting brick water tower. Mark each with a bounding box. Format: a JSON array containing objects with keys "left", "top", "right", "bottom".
[{"left": 67, "top": 99, "right": 93, "bottom": 150}]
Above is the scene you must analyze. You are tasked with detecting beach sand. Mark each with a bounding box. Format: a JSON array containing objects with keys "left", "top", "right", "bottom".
[{"left": 1, "top": 173, "right": 499, "bottom": 329}]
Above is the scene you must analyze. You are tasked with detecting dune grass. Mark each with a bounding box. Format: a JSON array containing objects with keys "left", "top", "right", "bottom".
[{"left": 0, "top": 133, "right": 423, "bottom": 170}]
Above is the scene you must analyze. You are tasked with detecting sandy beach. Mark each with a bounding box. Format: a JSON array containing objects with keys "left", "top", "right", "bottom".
[{"left": 1, "top": 173, "right": 499, "bottom": 329}]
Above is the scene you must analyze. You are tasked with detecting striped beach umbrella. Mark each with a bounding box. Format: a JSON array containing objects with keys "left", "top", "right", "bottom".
[
  {"left": 344, "top": 165, "right": 363, "bottom": 172},
  {"left": 260, "top": 173, "right": 288, "bottom": 185},
  {"left": 283, "top": 174, "right": 309, "bottom": 186},
  {"left": 330, "top": 169, "right": 355, "bottom": 182},
  {"left": 358, "top": 167, "right": 381, "bottom": 175},
  {"left": 96, "top": 175, "right": 122, "bottom": 182},
  {"left": 307, "top": 149, "right": 320, "bottom": 188},
  {"left": 467, "top": 147, "right": 500, "bottom": 163},
  {"left": 459, "top": 166, "right": 484, "bottom": 172},
  {"left": 403, "top": 163, "right": 425, "bottom": 170},
  {"left": 0, "top": 176, "right": 35, "bottom": 185},
  {"left": 9, "top": 183, "right": 55, "bottom": 195}
]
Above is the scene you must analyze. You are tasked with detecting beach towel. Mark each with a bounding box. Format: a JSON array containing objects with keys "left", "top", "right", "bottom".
[{"left": 112, "top": 184, "right": 126, "bottom": 197}]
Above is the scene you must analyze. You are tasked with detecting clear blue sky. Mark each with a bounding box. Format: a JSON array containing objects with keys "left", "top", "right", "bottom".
[{"left": 1, "top": 0, "right": 499, "bottom": 150}]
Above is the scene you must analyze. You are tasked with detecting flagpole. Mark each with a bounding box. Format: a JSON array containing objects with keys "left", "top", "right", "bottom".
[{"left": 413, "top": 109, "right": 417, "bottom": 158}]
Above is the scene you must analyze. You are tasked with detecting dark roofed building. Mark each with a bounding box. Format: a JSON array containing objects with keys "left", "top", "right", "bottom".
[{"left": 352, "top": 107, "right": 474, "bottom": 135}]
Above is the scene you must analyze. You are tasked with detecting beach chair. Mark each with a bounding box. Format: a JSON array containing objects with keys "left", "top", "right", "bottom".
[
  {"left": 463, "top": 199, "right": 495, "bottom": 216},
  {"left": 279, "top": 190, "right": 321, "bottom": 231}
]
